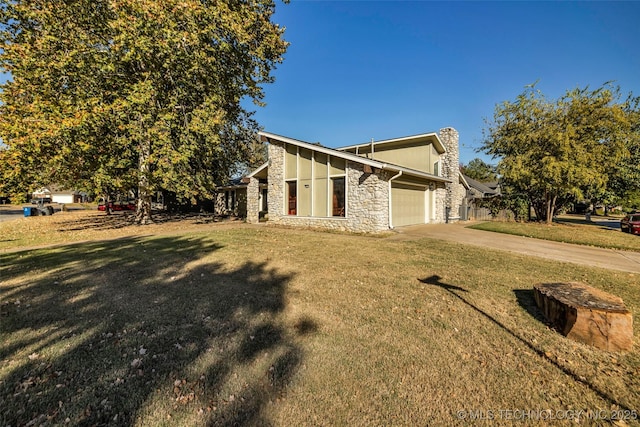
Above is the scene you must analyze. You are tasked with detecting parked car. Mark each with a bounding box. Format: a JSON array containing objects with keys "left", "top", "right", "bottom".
[
  {"left": 30, "top": 197, "right": 52, "bottom": 204},
  {"left": 620, "top": 214, "right": 640, "bottom": 235},
  {"left": 98, "top": 201, "right": 136, "bottom": 211}
]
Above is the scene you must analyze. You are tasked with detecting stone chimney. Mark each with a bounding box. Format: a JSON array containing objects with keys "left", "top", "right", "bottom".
[{"left": 439, "top": 127, "right": 464, "bottom": 221}]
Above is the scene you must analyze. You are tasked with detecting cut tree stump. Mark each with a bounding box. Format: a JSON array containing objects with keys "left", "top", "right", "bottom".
[{"left": 533, "top": 282, "right": 633, "bottom": 352}]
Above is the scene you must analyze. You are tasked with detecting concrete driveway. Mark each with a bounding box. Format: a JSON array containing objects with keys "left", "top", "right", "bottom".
[{"left": 390, "top": 222, "right": 640, "bottom": 274}]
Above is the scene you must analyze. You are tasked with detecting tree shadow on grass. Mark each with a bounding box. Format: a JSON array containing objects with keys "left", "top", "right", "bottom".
[
  {"left": 418, "top": 275, "right": 633, "bottom": 412},
  {"left": 55, "top": 211, "right": 227, "bottom": 232},
  {"left": 0, "top": 235, "right": 307, "bottom": 426}
]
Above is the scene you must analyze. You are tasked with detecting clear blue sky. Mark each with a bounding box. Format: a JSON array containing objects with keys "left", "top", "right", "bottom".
[{"left": 253, "top": 1, "right": 640, "bottom": 165}]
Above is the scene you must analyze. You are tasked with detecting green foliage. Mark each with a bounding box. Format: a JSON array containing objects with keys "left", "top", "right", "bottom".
[
  {"left": 482, "top": 83, "right": 638, "bottom": 223},
  {"left": 477, "top": 190, "right": 529, "bottom": 222},
  {"left": 0, "top": 0, "right": 288, "bottom": 222},
  {"left": 620, "top": 190, "right": 640, "bottom": 212},
  {"left": 602, "top": 98, "right": 640, "bottom": 211},
  {"left": 461, "top": 158, "right": 497, "bottom": 183}
]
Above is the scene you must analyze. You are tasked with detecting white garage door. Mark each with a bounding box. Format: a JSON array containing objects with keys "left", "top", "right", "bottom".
[{"left": 391, "top": 183, "right": 426, "bottom": 227}]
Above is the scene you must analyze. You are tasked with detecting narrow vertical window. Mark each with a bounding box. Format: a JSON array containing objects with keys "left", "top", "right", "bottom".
[
  {"left": 287, "top": 181, "right": 297, "bottom": 215},
  {"left": 261, "top": 188, "right": 268, "bottom": 211},
  {"left": 331, "top": 177, "right": 345, "bottom": 217}
]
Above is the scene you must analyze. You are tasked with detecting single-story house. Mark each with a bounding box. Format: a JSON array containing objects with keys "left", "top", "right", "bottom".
[
  {"left": 214, "top": 178, "right": 249, "bottom": 218},
  {"left": 463, "top": 176, "right": 500, "bottom": 200},
  {"left": 33, "top": 186, "right": 87, "bottom": 204},
  {"left": 216, "top": 127, "right": 467, "bottom": 233}
]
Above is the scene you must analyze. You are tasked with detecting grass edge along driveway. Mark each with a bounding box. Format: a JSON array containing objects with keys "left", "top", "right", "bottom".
[{"left": 469, "top": 216, "right": 640, "bottom": 253}]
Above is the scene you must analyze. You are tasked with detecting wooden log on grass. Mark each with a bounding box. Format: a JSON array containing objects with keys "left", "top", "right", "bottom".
[{"left": 533, "top": 282, "right": 633, "bottom": 352}]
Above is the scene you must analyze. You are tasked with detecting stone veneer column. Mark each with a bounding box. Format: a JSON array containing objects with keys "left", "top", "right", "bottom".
[
  {"left": 439, "top": 127, "right": 464, "bottom": 222},
  {"left": 346, "top": 163, "right": 390, "bottom": 232},
  {"left": 246, "top": 177, "right": 260, "bottom": 224},
  {"left": 267, "top": 142, "right": 285, "bottom": 223}
]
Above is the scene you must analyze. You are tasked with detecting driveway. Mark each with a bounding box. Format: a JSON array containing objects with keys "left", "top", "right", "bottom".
[{"left": 390, "top": 222, "right": 640, "bottom": 274}]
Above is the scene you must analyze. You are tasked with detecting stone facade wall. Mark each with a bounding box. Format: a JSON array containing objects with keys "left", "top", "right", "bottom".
[
  {"left": 266, "top": 141, "right": 390, "bottom": 233},
  {"left": 246, "top": 177, "right": 259, "bottom": 224},
  {"left": 213, "top": 193, "right": 226, "bottom": 216},
  {"left": 345, "top": 163, "right": 390, "bottom": 232},
  {"left": 213, "top": 188, "right": 246, "bottom": 218},
  {"left": 433, "top": 184, "right": 448, "bottom": 224},
  {"left": 439, "top": 127, "right": 465, "bottom": 222},
  {"left": 267, "top": 142, "right": 286, "bottom": 222}
]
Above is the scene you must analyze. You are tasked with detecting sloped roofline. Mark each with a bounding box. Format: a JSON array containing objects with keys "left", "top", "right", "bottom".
[
  {"left": 259, "top": 131, "right": 452, "bottom": 183},
  {"left": 336, "top": 132, "right": 445, "bottom": 154},
  {"left": 246, "top": 161, "right": 268, "bottom": 178},
  {"left": 459, "top": 172, "right": 471, "bottom": 190},
  {"left": 462, "top": 174, "right": 500, "bottom": 195}
]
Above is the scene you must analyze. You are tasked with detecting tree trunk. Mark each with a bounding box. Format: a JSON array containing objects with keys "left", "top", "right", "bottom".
[
  {"left": 134, "top": 138, "right": 153, "bottom": 225},
  {"left": 546, "top": 195, "right": 557, "bottom": 224},
  {"left": 106, "top": 194, "right": 112, "bottom": 215}
]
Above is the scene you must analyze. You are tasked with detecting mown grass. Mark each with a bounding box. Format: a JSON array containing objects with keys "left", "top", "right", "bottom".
[
  {"left": 0, "top": 208, "right": 235, "bottom": 251},
  {"left": 469, "top": 216, "right": 640, "bottom": 252},
  {"left": 1, "top": 221, "right": 639, "bottom": 426}
]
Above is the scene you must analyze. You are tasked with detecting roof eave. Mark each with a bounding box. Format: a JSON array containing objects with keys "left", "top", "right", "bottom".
[
  {"left": 336, "top": 132, "right": 446, "bottom": 154},
  {"left": 246, "top": 161, "right": 269, "bottom": 178},
  {"left": 259, "top": 131, "right": 387, "bottom": 169},
  {"left": 259, "top": 131, "right": 452, "bottom": 183}
]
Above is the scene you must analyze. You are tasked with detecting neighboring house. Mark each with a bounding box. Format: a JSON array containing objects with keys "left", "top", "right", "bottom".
[
  {"left": 214, "top": 178, "right": 248, "bottom": 218},
  {"left": 461, "top": 175, "right": 504, "bottom": 221},
  {"left": 51, "top": 189, "right": 86, "bottom": 204},
  {"left": 463, "top": 175, "right": 500, "bottom": 200},
  {"left": 32, "top": 187, "right": 52, "bottom": 203},
  {"left": 32, "top": 186, "right": 88, "bottom": 203},
  {"left": 220, "top": 127, "right": 466, "bottom": 233}
]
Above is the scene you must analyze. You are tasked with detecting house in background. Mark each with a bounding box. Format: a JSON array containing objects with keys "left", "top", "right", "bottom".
[
  {"left": 225, "top": 127, "right": 466, "bottom": 233},
  {"left": 463, "top": 175, "right": 500, "bottom": 201},
  {"left": 32, "top": 186, "right": 88, "bottom": 204},
  {"left": 214, "top": 177, "right": 248, "bottom": 218},
  {"left": 213, "top": 164, "right": 269, "bottom": 219},
  {"left": 461, "top": 175, "right": 503, "bottom": 221}
]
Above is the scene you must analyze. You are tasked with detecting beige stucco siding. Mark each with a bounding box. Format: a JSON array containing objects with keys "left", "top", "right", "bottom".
[
  {"left": 299, "top": 148, "right": 312, "bottom": 179},
  {"left": 313, "top": 177, "right": 328, "bottom": 216},
  {"left": 346, "top": 143, "right": 434, "bottom": 174},
  {"left": 285, "top": 144, "right": 297, "bottom": 179},
  {"left": 298, "top": 178, "right": 312, "bottom": 216}
]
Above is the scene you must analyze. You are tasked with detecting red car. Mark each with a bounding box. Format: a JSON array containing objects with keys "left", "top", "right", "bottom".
[
  {"left": 98, "top": 201, "right": 136, "bottom": 211},
  {"left": 620, "top": 214, "right": 640, "bottom": 235}
]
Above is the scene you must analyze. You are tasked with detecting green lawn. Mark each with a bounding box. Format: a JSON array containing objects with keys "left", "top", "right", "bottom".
[
  {"left": 469, "top": 216, "right": 640, "bottom": 252},
  {"left": 1, "top": 222, "right": 639, "bottom": 426}
]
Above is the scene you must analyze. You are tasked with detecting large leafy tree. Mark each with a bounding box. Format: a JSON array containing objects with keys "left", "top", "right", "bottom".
[
  {"left": 460, "top": 158, "right": 497, "bottom": 183},
  {"left": 603, "top": 98, "right": 640, "bottom": 212},
  {"left": 0, "top": 0, "right": 287, "bottom": 223},
  {"left": 481, "top": 83, "right": 636, "bottom": 223}
]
